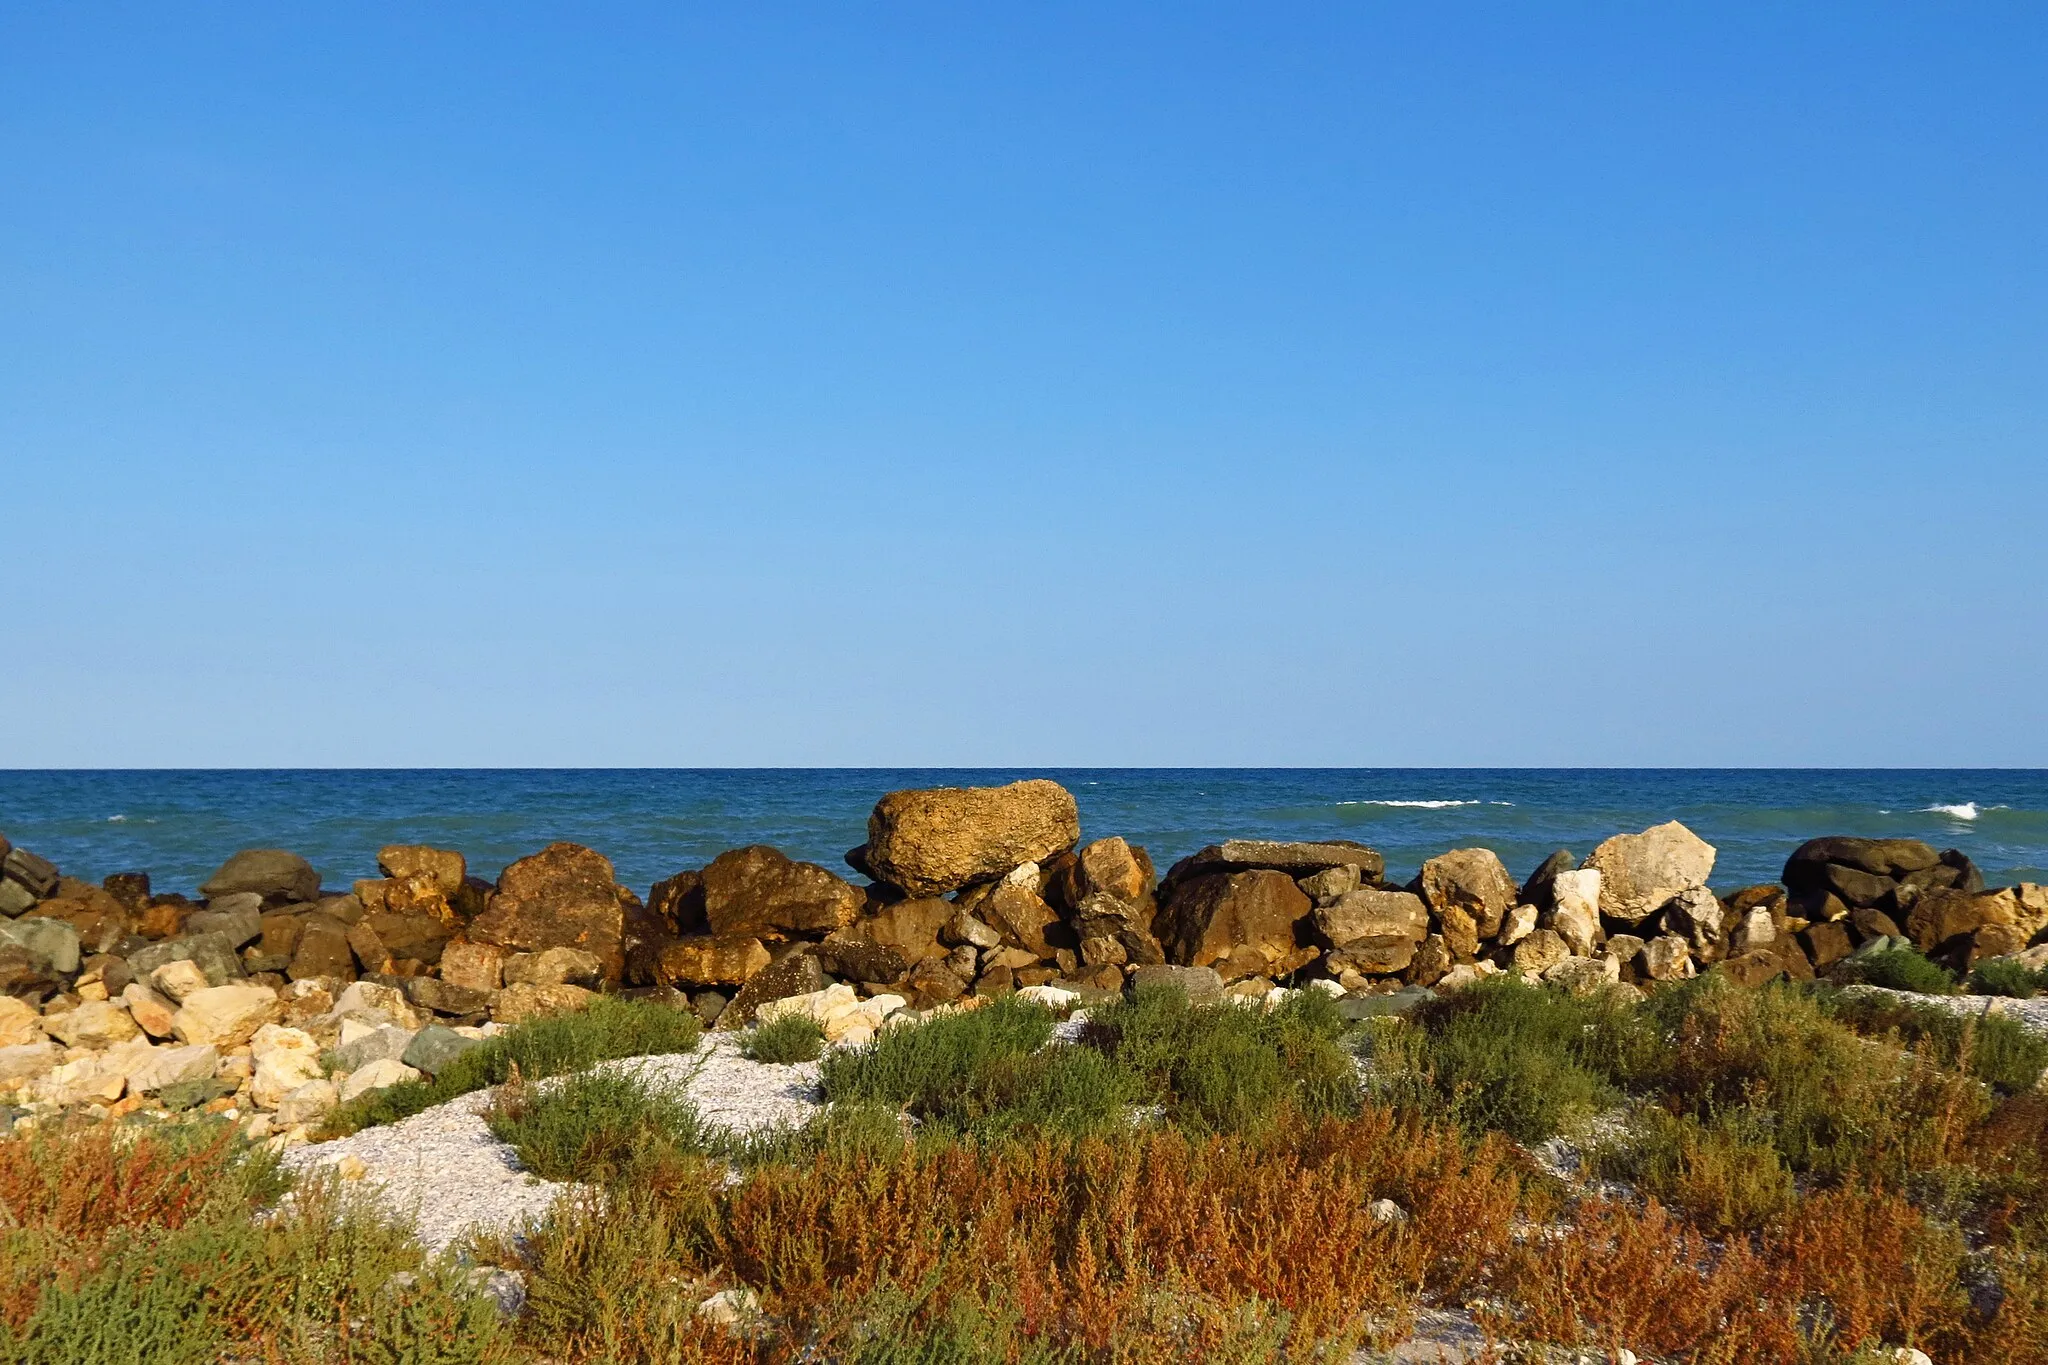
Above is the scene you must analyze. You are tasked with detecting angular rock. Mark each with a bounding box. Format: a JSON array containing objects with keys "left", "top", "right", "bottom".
[
  {"left": 0, "top": 995, "right": 40, "bottom": 1048},
  {"left": 333, "top": 1024, "right": 416, "bottom": 1072},
  {"left": 340, "top": 1058, "right": 422, "bottom": 1103},
  {"left": 1406, "top": 933, "right": 1454, "bottom": 987},
  {"left": 1416, "top": 848, "right": 1518, "bottom": 940},
  {"left": 1498, "top": 903, "right": 1537, "bottom": 948},
  {"left": 469, "top": 843, "right": 627, "bottom": 981},
  {"left": 0, "top": 1040, "right": 58, "bottom": 1085},
  {"left": 1519, "top": 849, "right": 1577, "bottom": 912},
  {"left": 126, "top": 1043, "right": 219, "bottom": 1094},
  {"left": 1719, "top": 949, "right": 1787, "bottom": 989},
  {"left": 0, "top": 946, "right": 62, "bottom": 1002},
  {"left": 1906, "top": 889, "right": 2014, "bottom": 957},
  {"left": 101, "top": 872, "right": 151, "bottom": 911},
  {"left": 377, "top": 845, "right": 466, "bottom": 896},
  {"left": 201, "top": 849, "right": 320, "bottom": 904},
  {"left": 122, "top": 983, "right": 179, "bottom": 1038},
  {"left": 130, "top": 931, "right": 243, "bottom": 987},
  {"left": 721, "top": 947, "right": 828, "bottom": 1026},
  {"left": 173, "top": 982, "right": 281, "bottom": 1047},
  {"left": 647, "top": 869, "right": 710, "bottom": 936},
  {"left": 1783, "top": 837, "right": 1940, "bottom": 885},
  {"left": 967, "top": 881, "right": 1065, "bottom": 959},
  {"left": 250, "top": 1025, "right": 325, "bottom": 1108},
  {"left": 1583, "top": 822, "right": 1716, "bottom": 924},
  {"left": 1056, "top": 837, "right": 1156, "bottom": 907},
  {"left": 0, "top": 918, "right": 80, "bottom": 975},
  {"left": 1069, "top": 892, "right": 1165, "bottom": 966},
  {"left": 186, "top": 904, "right": 263, "bottom": 948},
  {"left": 503, "top": 945, "right": 605, "bottom": 989},
  {"left": 0, "top": 880, "right": 35, "bottom": 918},
  {"left": 438, "top": 941, "right": 505, "bottom": 994},
  {"left": 1296, "top": 865, "right": 1361, "bottom": 905},
  {"left": 404, "top": 976, "right": 491, "bottom": 1017},
  {"left": 700, "top": 846, "right": 865, "bottom": 940},
  {"left": 1799, "top": 920, "right": 1854, "bottom": 969},
  {"left": 43, "top": 999, "right": 142, "bottom": 1049},
  {"left": 1154, "top": 870, "right": 1314, "bottom": 982},
  {"left": 1511, "top": 929, "right": 1570, "bottom": 977},
  {"left": 401, "top": 1024, "right": 481, "bottom": 1077},
  {"left": 1325, "top": 936, "right": 1417, "bottom": 976},
  {"left": 1662, "top": 884, "right": 1727, "bottom": 962},
  {"left": 363, "top": 911, "right": 453, "bottom": 966},
  {"left": 289, "top": 919, "right": 357, "bottom": 982},
  {"left": 1542, "top": 954, "right": 1623, "bottom": 994},
  {"left": 1169, "top": 839, "right": 1387, "bottom": 885},
  {"left": 1126, "top": 963, "right": 1226, "bottom": 1003},
  {"left": 1313, "top": 888, "right": 1428, "bottom": 948},
  {"left": 325, "top": 981, "right": 424, "bottom": 1031},
  {"left": 152, "top": 959, "right": 212, "bottom": 1002},
  {"left": 2, "top": 847, "right": 60, "bottom": 899},
  {"left": 277, "top": 1078, "right": 339, "bottom": 1127},
  {"left": 658, "top": 934, "right": 772, "bottom": 988},
  {"left": 901, "top": 954, "right": 972, "bottom": 1008},
  {"left": 859, "top": 780, "right": 1082, "bottom": 896},
  {"left": 1968, "top": 922, "right": 2030, "bottom": 969},
  {"left": 1639, "top": 935, "right": 1695, "bottom": 982}
]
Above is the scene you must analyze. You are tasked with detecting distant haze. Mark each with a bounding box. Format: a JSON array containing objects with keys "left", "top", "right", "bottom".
[{"left": 3, "top": 5, "right": 2044, "bottom": 766}]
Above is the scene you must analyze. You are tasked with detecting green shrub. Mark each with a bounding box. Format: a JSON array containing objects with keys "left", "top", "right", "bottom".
[
  {"left": 1591, "top": 1106, "right": 1797, "bottom": 1235},
  {"left": 1082, "top": 985, "right": 1360, "bottom": 1134},
  {"left": 1826, "top": 990, "right": 2048, "bottom": 1095},
  {"left": 485, "top": 1070, "right": 709, "bottom": 1183},
  {"left": 1838, "top": 945, "right": 1956, "bottom": 994},
  {"left": 1383, "top": 976, "right": 1651, "bottom": 1144},
  {"left": 323, "top": 996, "right": 702, "bottom": 1136},
  {"left": 741, "top": 1013, "right": 826, "bottom": 1064},
  {"left": 1969, "top": 957, "right": 2048, "bottom": 999}
]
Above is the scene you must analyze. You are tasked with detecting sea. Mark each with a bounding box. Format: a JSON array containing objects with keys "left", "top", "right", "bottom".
[{"left": 2, "top": 769, "right": 2045, "bottom": 900}]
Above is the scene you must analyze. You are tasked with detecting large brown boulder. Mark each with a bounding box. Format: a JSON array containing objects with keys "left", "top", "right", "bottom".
[
  {"left": 1164, "top": 839, "right": 1386, "bottom": 887},
  {"left": 815, "top": 896, "right": 956, "bottom": 983},
  {"left": 1154, "top": 869, "right": 1315, "bottom": 982},
  {"left": 1583, "top": 822, "right": 1716, "bottom": 925},
  {"left": 469, "top": 842, "right": 628, "bottom": 981},
  {"left": 201, "top": 850, "right": 319, "bottom": 905},
  {"left": 1312, "top": 888, "right": 1428, "bottom": 948},
  {"left": 700, "top": 846, "right": 865, "bottom": 939},
  {"left": 657, "top": 934, "right": 772, "bottom": 988},
  {"left": 857, "top": 780, "right": 1081, "bottom": 896},
  {"left": 962, "top": 880, "right": 1065, "bottom": 959},
  {"left": 1907, "top": 888, "right": 2017, "bottom": 959},
  {"left": 1783, "top": 837, "right": 1940, "bottom": 883},
  {"left": 1415, "top": 849, "right": 1517, "bottom": 940},
  {"left": 647, "top": 870, "right": 710, "bottom": 936},
  {"left": 1052, "top": 837, "right": 1155, "bottom": 908},
  {"left": 376, "top": 845, "right": 467, "bottom": 897}
]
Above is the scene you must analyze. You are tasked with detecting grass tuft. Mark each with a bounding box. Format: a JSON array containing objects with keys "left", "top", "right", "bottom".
[
  {"left": 1970, "top": 957, "right": 2048, "bottom": 999},
  {"left": 1837, "top": 944, "right": 1957, "bottom": 994},
  {"left": 739, "top": 1014, "right": 826, "bottom": 1064}
]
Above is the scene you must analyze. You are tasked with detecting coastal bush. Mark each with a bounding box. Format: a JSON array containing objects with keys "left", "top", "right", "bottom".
[
  {"left": 322, "top": 995, "right": 703, "bottom": 1136},
  {"left": 1081, "top": 985, "right": 1360, "bottom": 1135},
  {"left": 738, "top": 1014, "right": 825, "bottom": 1064},
  {"left": 0, "top": 1121, "right": 508, "bottom": 1364},
  {"left": 1827, "top": 990, "right": 2048, "bottom": 1094},
  {"left": 486, "top": 1069, "right": 710, "bottom": 1184},
  {"left": 1372, "top": 976, "right": 1651, "bottom": 1143},
  {"left": 1838, "top": 945, "right": 1956, "bottom": 994},
  {"left": 1970, "top": 958, "right": 2048, "bottom": 999},
  {"left": 1590, "top": 1106, "right": 1797, "bottom": 1235}
]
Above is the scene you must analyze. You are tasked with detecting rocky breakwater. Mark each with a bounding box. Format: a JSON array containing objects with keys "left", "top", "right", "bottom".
[{"left": 5, "top": 783, "right": 2046, "bottom": 1144}]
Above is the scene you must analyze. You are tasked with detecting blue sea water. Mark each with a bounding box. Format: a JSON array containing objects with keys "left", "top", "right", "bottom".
[{"left": 2, "top": 770, "right": 2045, "bottom": 900}]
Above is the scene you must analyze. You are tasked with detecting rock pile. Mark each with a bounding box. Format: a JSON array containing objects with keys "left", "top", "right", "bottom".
[{"left": 4, "top": 786, "right": 2044, "bottom": 1141}]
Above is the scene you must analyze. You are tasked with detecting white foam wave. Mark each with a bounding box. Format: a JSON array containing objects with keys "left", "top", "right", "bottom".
[
  {"left": 1919, "top": 802, "right": 2009, "bottom": 820},
  {"left": 107, "top": 814, "right": 127, "bottom": 822},
  {"left": 1336, "top": 799, "right": 1514, "bottom": 809}
]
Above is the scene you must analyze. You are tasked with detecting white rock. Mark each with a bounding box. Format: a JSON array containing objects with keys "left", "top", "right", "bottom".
[
  {"left": 36, "top": 1055, "right": 127, "bottom": 1106},
  {"left": 757, "top": 983, "right": 858, "bottom": 1028},
  {"left": 337, "top": 1017, "right": 381, "bottom": 1049},
  {"left": 1304, "top": 978, "right": 1347, "bottom": 999},
  {"left": 1583, "top": 822, "right": 1715, "bottom": 924},
  {"left": 0, "top": 1041, "right": 58, "bottom": 1085},
  {"left": 339, "top": 1058, "right": 422, "bottom": 1102},
  {"left": 697, "top": 1286, "right": 760, "bottom": 1329},
  {"left": 323, "top": 981, "right": 422, "bottom": 1031},
  {"left": 40, "top": 1000, "right": 141, "bottom": 1049},
  {"left": 125, "top": 1043, "right": 220, "bottom": 1094},
  {"left": 151, "top": 959, "right": 213, "bottom": 1002},
  {"left": 1367, "top": 1198, "right": 1407, "bottom": 1224},
  {"left": 1498, "top": 903, "right": 1538, "bottom": 948},
  {"left": 276, "top": 1079, "right": 338, "bottom": 1127},
  {"left": 1015, "top": 984, "right": 1080, "bottom": 1010},
  {"left": 251, "top": 1026, "right": 325, "bottom": 1109},
  {"left": 173, "top": 983, "right": 281, "bottom": 1048}
]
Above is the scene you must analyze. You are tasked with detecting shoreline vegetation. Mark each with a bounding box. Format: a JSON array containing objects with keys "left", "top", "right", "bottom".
[{"left": 3, "top": 779, "right": 2048, "bottom": 1362}]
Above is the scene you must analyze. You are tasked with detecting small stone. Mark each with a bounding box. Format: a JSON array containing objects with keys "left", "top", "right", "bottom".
[
  {"left": 1498, "top": 904, "right": 1537, "bottom": 947},
  {"left": 336, "top": 1154, "right": 369, "bottom": 1180},
  {"left": 1367, "top": 1198, "right": 1407, "bottom": 1224},
  {"left": 1640, "top": 935, "right": 1696, "bottom": 982},
  {"left": 339, "top": 1057, "right": 422, "bottom": 1102},
  {"left": 697, "top": 1286, "right": 761, "bottom": 1330}
]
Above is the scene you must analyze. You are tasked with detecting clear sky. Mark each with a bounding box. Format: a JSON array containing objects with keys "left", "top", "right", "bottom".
[{"left": 3, "top": 4, "right": 2044, "bottom": 767}]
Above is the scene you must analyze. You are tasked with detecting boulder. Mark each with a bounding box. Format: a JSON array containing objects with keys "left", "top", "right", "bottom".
[
  {"left": 0, "top": 880, "right": 35, "bottom": 918},
  {"left": 1126, "top": 963, "right": 1226, "bottom": 1003},
  {"left": 720, "top": 947, "right": 828, "bottom": 1026},
  {"left": 1325, "top": 936, "right": 1417, "bottom": 977},
  {"left": 363, "top": 911, "right": 453, "bottom": 966},
  {"left": 1967, "top": 922, "right": 2030, "bottom": 969},
  {"left": 1165, "top": 840, "right": 1387, "bottom": 891},
  {"left": 647, "top": 869, "right": 710, "bottom": 936},
  {"left": 965, "top": 881, "right": 1065, "bottom": 959},
  {"left": 277, "top": 1079, "right": 338, "bottom": 1127},
  {"left": 1296, "top": 865, "right": 1361, "bottom": 905},
  {"left": 700, "top": 846, "right": 865, "bottom": 939},
  {"left": 1518, "top": 850, "right": 1577, "bottom": 912},
  {"left": 1054, "top": 837, "right": 1155, "bottom": 907},
  {"left": 1546, "top": 870, "right": 1604, "bottom": 955},
  {"left": 1639, "top": 935, "right": 1696, "bottom": 982},
  {"left": 1069, "top": 892, "right": 1165, "bottom": 966},
  {"left": 858, "top": 780, "right": 1082, "bottom": 896},
  {"left": 125, "top": 1043, "right": 219, "bottom": 1094},
  {"left": 438, "top": 941, "right": 505, "bottom": 994},
  {"left": 151, "top": 960, "right": 212, "bottom": 1002},
  {"left": 901, "top": 954, "right": 973, "bottom": 1008},
  {"left": 1906, "top": 889, "right": 2015, "bottom": 957},
  {"left": 1583, "top": 822, "right": 1716, "bottom": 924},
  {"left": 130, "top": 931, "right": 243, "bottom": 987},
  {"left": 1542, "top": 954, "right": 1623, "bottom": 994},
  {"left": 1661, "top": 885, "right": 1727, "bottom": 962},
  {"left": 122, "top": 984, "right": 179, "bottom": 1038},
  {"left": 250, "top": 1025, "right": 325, "bottom": 1109},
  {"left": 186, "top": 904, "right": 263, "bottom": 948},
  {"left": 289, "top": 919, "right": 357, "bottom": 982},
  {"left": 1511, "top": 929, "right": 1571, "bottom": 977},
  {"left": 0, "top": 995, "right": 40, "bottom": 1048},
  {"left": 340, "top": 1058, "right": 421, "bottom": 1103},
  {"left": 1498, "top": 904, "right": 1537, "bottom": 948},
  {"left": 1416, "top": 849, "right": 1518, "bottom": 940},
  {"left": 1783, "top": 837, "right": 1940, "bottom": 885},
  {"left": 400, "top": 1024, "right": 480, "bottom": 1078},
  {"left": 325, "top": 981, "right": 424, "bottom": 1031},
  {"left": 1313, "top": 889, "right": 1428, "bottom": 948},
  {"left": 492, "top": 981, "right": 597, "bottom": 1026},
  {"left": 0, "top": 946, "right": 62, "bottom": 1003},
  {"left": 0, "top": 1041, "right": 58, "bottom": 1085},
  {"left": 502, "top": 946, "right": 605, "bottom": 988},
  {"left": 201, "top": 850, "right": 320, "bottom": 905},
  {"left": 404, "top": 977, "right": 491, "bottom": 1018},
  {"left": 2, "top": 847, "right": 60, "bottom": 899},
  {"left": 376, "top": 845, "right": 466, "bottom": 896},
  {"left": 1155, "top": 870, "right": 1316, "bottom": 982},
  {"left": 658, "top": 935, "right": 772, "bottom": 988},
  {"left": 1799, "top": 920, "right": 1854, "bottom": 969},
  {"left": 469, "top": 843, "right": 627, "bottom": 981},
  {"left": 0, "top": 918, "right": 80, "bottom": 975},
  {"left": 332, "top": 1024, "right": 415, "bottom": 1072},
  {"left": 101, "top": 872, "right": 151, "bottom": 911},
  {"left": 1406, "top": 933, "right": 1455, "bottom": 987},
  {"left": 42, "top": 999, "right": 141, "bottom": 1049},
  {"left": 172, "top": 983, "right": 281, "bottom": 1047}
]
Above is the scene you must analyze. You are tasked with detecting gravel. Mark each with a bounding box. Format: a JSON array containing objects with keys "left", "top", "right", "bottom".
[
  {"left": 1847, "top": 984, "right": 2048, "bottom": 1034},
  {"left": 284, "top": 1036, "right": 823, "bottom": 1252}
]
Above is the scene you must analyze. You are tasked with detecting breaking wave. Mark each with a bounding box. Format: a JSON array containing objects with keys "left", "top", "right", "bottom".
[
  {"left": 1335, "top": 799, "right": 1515, "bottom": 809},
  {"left": 1919, "top": 802, "right": 2009, "bottom": 821}
]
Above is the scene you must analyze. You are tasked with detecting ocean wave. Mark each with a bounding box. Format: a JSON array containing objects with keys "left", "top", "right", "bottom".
[
  {"left": 1918, "top": 803, "right": 2011, "bottom": 821},
  {"left": 1335, "top": 799, "right": 1515, "bottom": 809},
  {"left": 107, "top": 814, "right": 126, "bottom": 823}
]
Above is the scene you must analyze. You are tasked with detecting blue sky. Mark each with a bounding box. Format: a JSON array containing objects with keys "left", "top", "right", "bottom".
[{"left": 3, "top": 3, "right": 2044, "bottom": 766}]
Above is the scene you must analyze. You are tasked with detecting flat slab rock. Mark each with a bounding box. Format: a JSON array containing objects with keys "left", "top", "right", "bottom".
[{"left": 284, "top": 1038, "right": 822, "bottom": 1252}]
